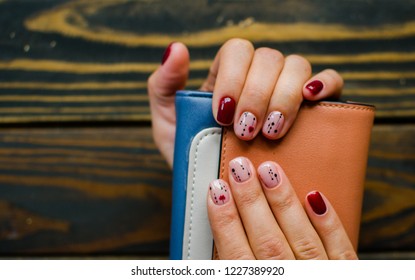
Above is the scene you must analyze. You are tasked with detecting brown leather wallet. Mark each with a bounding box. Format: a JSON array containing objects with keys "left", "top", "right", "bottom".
[{"left": 217, "top": 101, "right": 375, "bottom": 255}]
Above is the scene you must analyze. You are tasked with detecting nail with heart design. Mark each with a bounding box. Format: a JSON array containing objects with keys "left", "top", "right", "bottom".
[
  {"left": 209, "top": 179, "right": 230, "bottom": 205},
  {"left": 235, "top": 111, "right": 257, "bottom": 140}
]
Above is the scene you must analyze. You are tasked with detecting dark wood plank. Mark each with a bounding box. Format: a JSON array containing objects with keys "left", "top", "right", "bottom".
[
  {"left": 0, "top": 127, "right": 172, "bottom": 254},
  {"left": 0, "top": 0, "right": 414, "bottom": 122},
  {"left": 360, "top": 125, "right": 415, "bottom": 252},
  {"left": 0, "top": 125, "right": 413, "bottom": 255}
]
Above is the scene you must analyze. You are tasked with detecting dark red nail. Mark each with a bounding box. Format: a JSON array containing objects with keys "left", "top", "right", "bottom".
[
  {"left": 307, "top": 191, "right": 327, "bottom": 215},
  {"left": 217, "top": 96, "right": 236, "bottom": 125},
  {"left": 161, "top": 42, "right": 174, "bottom": 65},
  {"left": 305, "top": 80, "right": 324, "bottom": 95}
]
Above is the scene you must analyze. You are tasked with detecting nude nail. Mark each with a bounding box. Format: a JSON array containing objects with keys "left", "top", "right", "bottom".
[
  {"left": 235, "top": 112, "right": 257, "bottom": 140},
  {"left": 258, "top": 161, "right": 281, "bottom": 189},
  {"left": 229, "top": 157, "right": 251, "bottom": 183},
  {"left": 263, "top": 111, "right": 284, "bottom": 139},
  {"left": 209, "top": 179, "right": 230, "bottom": 205}
]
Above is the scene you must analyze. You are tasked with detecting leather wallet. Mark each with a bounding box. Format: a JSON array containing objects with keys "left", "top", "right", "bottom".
[{"left": 170, "top": 90, "right": 375, "bottom": 260}]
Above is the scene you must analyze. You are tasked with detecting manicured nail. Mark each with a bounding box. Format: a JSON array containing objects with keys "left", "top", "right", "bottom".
[
  {"left": 217, "top": 96, "right": 236, "bottom": 125},
  {"left": 305, "top": 80, "right": 324, "bottom": 95},
  {"left": 235, "top": 112, "right": 257, "bottom": 140},
  {"left": 209, "top": 179, "right": 230, "bottom": 205},
  {"left": 262, "top": 111, "right": 284, "bottom": 139},
  {"left": 307, "top": 191, "right": 327, "bottom": 215},
  {"left": 258, "top": 161, "right": 280, "bottom": 189},
  {"left": 229, "top": 157, "right": 251, "bottom": 183},
  {"left": 161, "top": 42, "right": 174, "bottom": 65}
]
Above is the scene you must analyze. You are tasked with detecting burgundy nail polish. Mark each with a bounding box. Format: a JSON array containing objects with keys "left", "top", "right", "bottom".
[
  {"left": 307, "top": 191, "right": 327, "bottom": 215},
  {"left": 306, "top": 80, "right": 324, "bottom": 95},
  {"left": 217, "top": 96, "right": 236, "bottom": 125},
  {"left": 161, "top": 42, "right": 174, "bottom": 65}
]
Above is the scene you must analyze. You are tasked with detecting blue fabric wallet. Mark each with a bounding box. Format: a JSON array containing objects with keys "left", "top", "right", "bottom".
[{"left": 170, "top": 90, "right": 220, "bottom": 260}]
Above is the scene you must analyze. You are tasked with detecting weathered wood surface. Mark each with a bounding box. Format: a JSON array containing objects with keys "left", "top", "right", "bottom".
[
  {"left": 0, "top": 0, "right": 414, "bottom": 122},
  {"left": 0, "top": 127, "right": 172, "bottom": 254},
  {"left": 0, "top": 0, "right": 414, "bottom": 257}
]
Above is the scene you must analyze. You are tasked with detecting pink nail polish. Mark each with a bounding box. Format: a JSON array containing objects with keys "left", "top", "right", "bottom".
[
  {"left": 229, "top": 157, "right": 251, "bottom": 183},
  {"left": 262, "top": 111, "right": 284, "bottom": 139},
  {"left": 235, "top": 112, "right": 257, "bottom": 140},
  {"left": 209, "top": 179, "right": 230, "bottom": 205},
  {"left": 307, "top": 191, "right": 327, "bottom": 215},
  {"left": 217, "top": 96, "right": 236, "bottom": 125},
  {"left": 161, "top": 42, "right": 174, "bottom": 65},
  {"left": 305, "top": 80, "right": 324, "bottom": 95},
  {"left": 258, "top": 162, "right": 280, "bottom": 188}
]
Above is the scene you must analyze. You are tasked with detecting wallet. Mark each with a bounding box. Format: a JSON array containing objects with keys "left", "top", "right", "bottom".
[{"left": 170, "top": 90, "right": 375, "bottom": 260}]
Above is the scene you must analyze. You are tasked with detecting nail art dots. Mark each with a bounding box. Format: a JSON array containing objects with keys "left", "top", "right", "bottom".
[
  {"left": 235, "top": 112, "right": 257, "bottom": 139},
  {"left": 263, "top": 111, "right": 284, "bottom": 138},
  {"left": 229, "top": 157, "right": 251, "bottom": 183},
  {"left": 209, "top": 180, "right": 230, "bottom": 205}
]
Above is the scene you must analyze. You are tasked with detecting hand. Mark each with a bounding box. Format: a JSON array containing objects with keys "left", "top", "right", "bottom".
[
  {"left": 148, "top": 39, "right": 343, "bottom": 167},
  {"left": 207, "top": 157, "right": 358, "bottom": 260}
]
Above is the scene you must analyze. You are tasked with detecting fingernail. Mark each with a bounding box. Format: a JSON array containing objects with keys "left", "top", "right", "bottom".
[
  {"left": 305, "top": 80, "right": 324, "bottom": 95},
  {"left": 209, "top": 179, "right": 230, "bottom": 205},
  {"left": 161, "top": 42, "right": 174, "bottom": 65},
  {"left": 235, "top": 112, "right": 257, "bottom": 140},
  {"left": 258, "top": 161, "right": 280, "bottom": 189},
  {"left": 307, "top": 191, "right": 327, "bottom": 215},
  {"left": 229, "top": 157, "right": 251, "bottom": 183},
  {"left": 262, "top": 111, "right": 284, "bottom": 139},
  {"left": 217, "top": 96, "right": 236, "bottom": 125}
]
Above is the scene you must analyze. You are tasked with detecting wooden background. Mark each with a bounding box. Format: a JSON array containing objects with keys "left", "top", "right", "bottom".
[{"left": 0, "top": 0, "right": 414, "bottom": 258}]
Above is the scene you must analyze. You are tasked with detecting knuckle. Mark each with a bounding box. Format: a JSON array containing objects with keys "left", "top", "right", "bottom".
[
  {"left": 293, "top": 238, "right": 322, "bottom": 260},
  {"left": 235, "top": 187, "right": 262, "bottom": 208},
  {"left": 255, "top": 47, "right": 284, "bottom": 62},
  {"left": 211, "top": 209, "right": 240, "bottom": 232},
  {"left": 224, "top": 38, "right": 254, "bottom": 52},
  {"left": 243, "top": 85, "right": 270, "bottom": 103},
  {"left": 324, "top": 68, "right": 344, "bottom": 87},
  {"left": 255, "top": 235, "right": 287, "bottom": 260},
  {"left": 268, "top": 191, "right": 296, "bottom": 213},
  {"left": 225, "top": 249, "right": 254, "bottom": 260},
  {"left": 335, "top": 249, "right": 358, "bottom": 260},
  {"left": 286, "top": 54, "right": 312, "bottom": 75}
]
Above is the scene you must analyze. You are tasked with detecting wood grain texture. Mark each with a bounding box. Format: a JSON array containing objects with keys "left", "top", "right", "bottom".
[
  {"left": 0, "top": 125, "right": 413, "bottom": 255},
  {"left": 0, "top": 127, "right": 172, "bottom": 254},
  {"left": 0, "top": 0, "right": 415, "bottom": 122},
  {"left": 0, "top": 0, "right": 413, "bottom": 258}
]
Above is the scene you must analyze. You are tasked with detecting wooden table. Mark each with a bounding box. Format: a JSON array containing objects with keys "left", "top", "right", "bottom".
[{"left": 0, "top": 0, "right": 414, "bottom": 259}]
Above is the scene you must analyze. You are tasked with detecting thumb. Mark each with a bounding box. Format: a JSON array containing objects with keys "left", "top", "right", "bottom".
[
  {"left": 148, "top": 42, "right": 190, "bottom": 168},
  {"left": 148, "top": 42, "right": 190, "bottom": 106}
]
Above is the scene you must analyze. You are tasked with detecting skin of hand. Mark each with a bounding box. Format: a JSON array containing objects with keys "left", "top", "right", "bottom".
[
  {"left": 147, "top": 39, "right": 351, "bottom": 260},
  {"left": 207, "top": 157, "right": 358, "bottom": 260},
  {"left": 147, "top": 39, "right": 343, "bottom": 168}
]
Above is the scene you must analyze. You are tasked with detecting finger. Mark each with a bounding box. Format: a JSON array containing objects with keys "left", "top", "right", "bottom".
[
  {"left": 305, "top": 191, "right": 358, "bottom": 260},
  {"left": 211, "top": 39, "right": 255, "bottom": 126},
  {"left": 148, "top": 42, "right": 190, "bottom": 103},
  {"left": 147, "top": 42, "right": 190, "bottom": 167},
  {"left": 303, "top": 69, "right": 343, "bottom": 101},
  {"left": 233, "top": 48, "right": 284, "bottom": 140},
  {"left": 228, "top": 157, "right": 294, "bottom": 259},
  {"left": 257, "top": 161, "right": 327, "bottom": 259},
  {"left": 207, "top": 179, "right": 254, "bottom": 260},
  {"left": 262, "top": 55, "right": 312, "bottom": 139}
]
